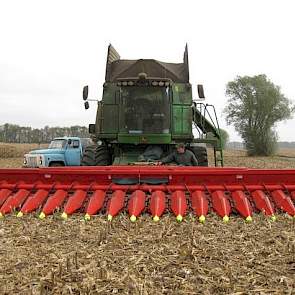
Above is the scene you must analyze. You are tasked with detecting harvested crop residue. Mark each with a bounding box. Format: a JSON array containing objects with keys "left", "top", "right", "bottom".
[
  {"left": 0, "top": 143, "right": 47, "bottom": 159},
  {"left": 0, "top": 157, "right": 23, "bottom": 168},
  {"left": 0, "top": 214, "right": 294, "bottom": 294}
]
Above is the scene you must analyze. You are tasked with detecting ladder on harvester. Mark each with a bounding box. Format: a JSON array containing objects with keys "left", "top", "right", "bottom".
[{"left": 192, "top": 102, "right": 224, "bottom": 167}]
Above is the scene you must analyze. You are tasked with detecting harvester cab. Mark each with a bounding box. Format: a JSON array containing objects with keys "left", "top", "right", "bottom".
[{"left": 82, "top": 44, "right": 224, "bottom": 167}]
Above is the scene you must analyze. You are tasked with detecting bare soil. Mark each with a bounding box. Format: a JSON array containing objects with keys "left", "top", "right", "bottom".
[
  {"left": 221, "top": 149, "right": 295, "bottom": 169},
  {"left": 3, "top": 148, "right": 295, "bottom": 169},
  {"left": 0, "top": 148, "right": 294, "bottom": 294}
]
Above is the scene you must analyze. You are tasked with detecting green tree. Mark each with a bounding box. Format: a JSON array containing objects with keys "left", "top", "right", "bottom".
[
  {"left": 207, "top": 128, "right": 229, "bottom": 149},
  {"left": 219, "top": 128, "right": 229, "bottom": 149},
  {"left": 224, "top": 74, "right": 294, "bottom": 156}
]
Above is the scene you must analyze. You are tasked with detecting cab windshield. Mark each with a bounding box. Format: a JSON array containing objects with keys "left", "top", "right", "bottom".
[
  {"left": 121, "top": 86, "right": 170, "bottom": 134},
  {"left": 48, "top": 139, "right": 67, "bottom": 149}
]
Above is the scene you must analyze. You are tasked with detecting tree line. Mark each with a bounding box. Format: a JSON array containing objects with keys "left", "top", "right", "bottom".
[{"left": 0, "top": 124, "right": 89, "bottom": 143}]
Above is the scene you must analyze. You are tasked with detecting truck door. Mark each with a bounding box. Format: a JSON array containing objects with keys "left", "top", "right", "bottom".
[{"left": 65, "top": 139, "right": 81, "bottom": 166}]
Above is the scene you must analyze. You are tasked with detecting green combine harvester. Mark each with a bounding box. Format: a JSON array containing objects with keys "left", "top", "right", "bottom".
[{"left": 82, "top": 44, "right": 223, "bottom": 167}]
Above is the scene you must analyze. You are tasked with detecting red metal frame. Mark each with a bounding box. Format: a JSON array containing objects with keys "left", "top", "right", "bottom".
[
  {"left": 1, "top": 166, "right": 295, "bottom": 188},
  {"left": 0, "top": 166, "right": 294, "bottom": 220}
]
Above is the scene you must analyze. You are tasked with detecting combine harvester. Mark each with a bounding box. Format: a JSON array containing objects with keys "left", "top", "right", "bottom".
[{"left": 0, "top": 45, "right": 294, "bottom": 222}]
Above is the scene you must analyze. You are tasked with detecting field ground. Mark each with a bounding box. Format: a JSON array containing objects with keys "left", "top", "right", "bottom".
[
  {"left": 0, "top": 143, "right": 47, "bottom": 159},
  {"left": 2, "top": 146, "right": 295, "bottom": 169},
  {"left": 0, "top": 147, "right": 294, "bottom": 294}
]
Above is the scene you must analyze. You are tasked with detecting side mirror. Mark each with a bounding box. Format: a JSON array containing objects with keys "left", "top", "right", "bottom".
[
  {"left": 197, "top": 84, "right": 205, "bottom": 99},
  {"left": 68, "top": 139, "right": 72, "bottom": 145},
  {"left": 89, "top": 124, "right": 96, "bottom": 134},
  {"left": 84, "top": 101, "right": 89, "bottom": 110},
  {"left": 83, "top": 85, "right": 89, "bottom": 100}
]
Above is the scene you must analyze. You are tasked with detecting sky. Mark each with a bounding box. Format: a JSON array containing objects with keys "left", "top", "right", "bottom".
[{"left": 0, "top": 0, "right": 295, "bottom": 141}]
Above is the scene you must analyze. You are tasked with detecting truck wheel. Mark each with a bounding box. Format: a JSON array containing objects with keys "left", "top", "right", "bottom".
[
  {"left": 81, "top": 144, "right": 111, "bottom": 166},
  {"left": 189, "top": 146, "right": 208, "bottom": 167},
  {"left": 49, "top": 162, "right": 64, "bottom": 167}
]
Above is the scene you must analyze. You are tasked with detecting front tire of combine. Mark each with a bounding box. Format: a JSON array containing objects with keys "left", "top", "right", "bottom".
[
  {"left": 190, "top": 146, "right": 208, "bottom": 167},
  {"left": 81, "top": 144, "right": 111, "bottom": 166}
]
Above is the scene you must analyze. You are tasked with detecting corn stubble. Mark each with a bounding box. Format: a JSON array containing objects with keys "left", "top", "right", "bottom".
[
  {"left": 0, "top": 149, "right": 294, "bottom": 294},
  {"left": 0, "top": 214, "right": 294, "bottom": 294}
]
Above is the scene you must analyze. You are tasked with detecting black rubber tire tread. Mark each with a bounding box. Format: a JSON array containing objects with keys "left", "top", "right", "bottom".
[
  {"left": 81, "top": 144, "right": 111, "bottom": 166},
  {"left": 49, "top": 162, "right": 64, "bottom": 167},
  {"left": 189, "top": 146, "right": 208, "bottom": 167}
]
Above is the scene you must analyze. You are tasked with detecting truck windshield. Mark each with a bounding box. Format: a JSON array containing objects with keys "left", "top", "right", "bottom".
[
  {"left": 48, "top": 139, "right": 67, "bottom": 149},
  {"left": 121, "top": 86, "right": 170, "bottom": 134}
]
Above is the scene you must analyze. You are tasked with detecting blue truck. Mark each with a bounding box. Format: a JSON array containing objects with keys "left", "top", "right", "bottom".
[{"left": 23, "top": 137, "right": 92, "bottom": 167}]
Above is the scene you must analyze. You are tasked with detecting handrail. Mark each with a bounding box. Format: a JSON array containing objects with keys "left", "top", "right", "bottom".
[
  {"left": 192, "top": 102, "right": 221, "bottom": 141},
  {"left": 192, "top": 102, "right": 224, "bottom": 166}
]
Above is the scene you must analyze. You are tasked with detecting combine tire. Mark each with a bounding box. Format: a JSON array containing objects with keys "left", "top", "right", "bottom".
[
  {"left": 81, "top": 144, "right": 111, "bottom": 166},
  {"left": 190, "top": 146, "right": 208, "bottom": 167}
]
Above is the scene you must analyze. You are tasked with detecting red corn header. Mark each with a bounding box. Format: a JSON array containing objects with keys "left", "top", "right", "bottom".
[{"left": 0, "top": 166, "right": 294, "bottom": 222}]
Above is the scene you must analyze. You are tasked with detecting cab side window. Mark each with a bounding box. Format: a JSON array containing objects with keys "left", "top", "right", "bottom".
[
  {"left": 73, "top": 140, "right": 80, "bottom": 148},
  {"left": 69, "top": 140, "right": 80, "bottom": 148}
]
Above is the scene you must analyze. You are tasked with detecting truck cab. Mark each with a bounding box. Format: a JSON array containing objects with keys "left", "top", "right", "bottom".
[{"left": 23, "top": 137, "right": 92, "bottom": 167}]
